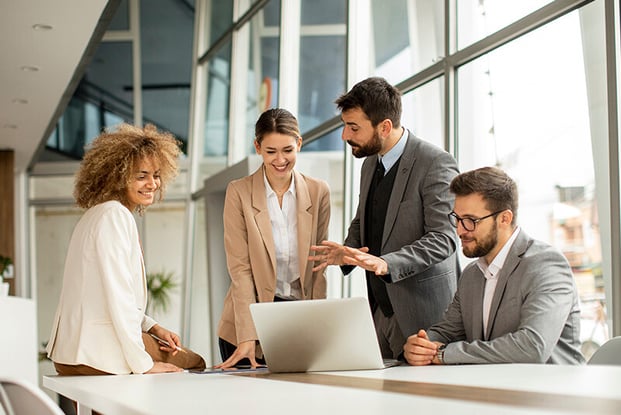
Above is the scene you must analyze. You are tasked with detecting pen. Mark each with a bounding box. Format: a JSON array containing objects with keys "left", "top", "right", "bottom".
[{"left": 150, "top": 333, "right": 187, "bottom": 353}]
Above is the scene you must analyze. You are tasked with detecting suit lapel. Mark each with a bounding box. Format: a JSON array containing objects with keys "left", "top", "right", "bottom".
[
  {"left": 484, "top": 231, "right": 528, "bottom": 339},
  {"left": 359, "top": 155, "right": 378, "bottom": 244},
  {"left": 470, "top": 267, "right": 487, "bottom": 340},
  {"left": 382, "top": 133, "right": 417, "bottom": 249},
  {"left": 294, "top": 171, "right": 313, "bottom": 288},
  {"left": 252, "top": 168, "right": 277, "bottom": 271}
]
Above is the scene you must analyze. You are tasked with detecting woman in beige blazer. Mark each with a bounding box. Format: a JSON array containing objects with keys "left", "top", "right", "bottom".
[
  {"left": 46, "top": 123, "right": 205, "bottom": 375},
  {"left": 216, "top": 108, "right": 331, "bottom": 369}
]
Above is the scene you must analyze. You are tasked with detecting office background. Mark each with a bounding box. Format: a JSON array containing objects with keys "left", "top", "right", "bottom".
[{"left": 1, "top": 0, "right": 620, "bottom": 379}]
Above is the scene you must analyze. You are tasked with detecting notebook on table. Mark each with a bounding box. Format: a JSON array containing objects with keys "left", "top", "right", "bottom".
[{"left": 249, "top": 297, "right": 401, "bottom": 373}]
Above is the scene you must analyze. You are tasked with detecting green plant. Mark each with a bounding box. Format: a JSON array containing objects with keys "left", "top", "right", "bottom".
[
  {"left": 0, "top": 255, "right": 12, "bottom": 277},
  {"left": 146, "top": 270, "right": 179, "bottom": 314}
]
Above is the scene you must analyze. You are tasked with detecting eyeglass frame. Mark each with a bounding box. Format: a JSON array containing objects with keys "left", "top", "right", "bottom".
[{"left": 448, "top": 210, "right": 505, "bottom": 232}]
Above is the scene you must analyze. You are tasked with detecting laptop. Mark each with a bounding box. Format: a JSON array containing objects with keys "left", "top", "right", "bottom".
[{"left": 249, "top": 297, "right": 401, "bottom": 373}]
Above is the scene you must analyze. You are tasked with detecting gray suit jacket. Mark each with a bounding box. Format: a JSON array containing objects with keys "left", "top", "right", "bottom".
[
  {"left": 428, "top": 230, "right": 585, "bottom": 364},
  {"left": 344, "top": 131, "right": 460, "bottom": 338}
]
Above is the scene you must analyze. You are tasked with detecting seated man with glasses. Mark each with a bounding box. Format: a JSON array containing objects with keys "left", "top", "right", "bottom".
[{"left": 403, "top": 166, "right": 585, "bottom": 365}]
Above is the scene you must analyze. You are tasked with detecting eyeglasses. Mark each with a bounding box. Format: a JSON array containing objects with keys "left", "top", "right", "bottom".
[{"left": 448, "top": 210, "right": 505, "bottom": 232}]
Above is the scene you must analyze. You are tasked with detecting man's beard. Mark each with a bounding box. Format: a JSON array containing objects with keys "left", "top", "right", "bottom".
[
  {"left": 348, "top": 130, "right": 382, "bottom": 158},
  {"left": 462, "top": 221, "right": 498, "bottom": 258}
]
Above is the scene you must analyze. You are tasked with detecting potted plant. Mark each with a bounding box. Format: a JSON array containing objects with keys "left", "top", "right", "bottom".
[
  {"left": 146, "top": 270, "right": 178, "bottom": 315},
  {"left": 0, "top": 255, "right": 12, "bottom": 278},
  {"left": 0, "top": 255, "right": 11, "bottom": 296}
]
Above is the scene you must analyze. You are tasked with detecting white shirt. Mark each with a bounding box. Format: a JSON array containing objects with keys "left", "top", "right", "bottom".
[
  {"left": 264, "top": 173, "right": 301, "bottom": 299},
  {"left": 477, "top": 227, "right": 521, "bottom": 335}
]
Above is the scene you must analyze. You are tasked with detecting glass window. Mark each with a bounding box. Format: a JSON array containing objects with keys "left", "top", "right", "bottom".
[
  {"left": 141, "top": 0, "right": 195, "bottom": 153},
  {"left": 456, "top": 6, "right": 608, "bottom": 358},
  {"left": 243, "top": 1, "right": 281, "bottom": 156},
  {"left": 372, "top": 0, "right": 444, "bottom": 84},
  {"left": 44, "top": 42, "right": 133, "bottom": 160},
  {"left": 298, "top": 34, "right": 346, "bottom": 135},
  {"left": 203, "top": 0, "right": 234, "bottom": 53},
  {"left": 457, "top": 0, "right": 552, "bottom": 50},
  {"left": 401, "top": 77, "right": 444, "bottom": 150},
  {"left": 301, "top": 0, "right": 346, "bottom": 25},
  {"left": 202, "top": 41, "right": 232, "bottom": 178},
  {"left": 297, "top": 0, "right": 346, "bottom": 137},
  {"left": 108, "top": 0, "right": 130, "bottom": 30}
]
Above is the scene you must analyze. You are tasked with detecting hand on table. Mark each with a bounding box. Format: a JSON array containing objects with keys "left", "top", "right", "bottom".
[
  {"left": 214, "top": 340, "right": 259, "bottom": 369},
  {"left": 403, "top": 329, "right": 444, "bottom": 366}
]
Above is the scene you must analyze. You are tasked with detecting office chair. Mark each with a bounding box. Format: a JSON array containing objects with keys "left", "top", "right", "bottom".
[
  {"left": 587, "top": 336, "right": 621, "bottom": 366},
  {"left": 0, "top": 377, "right": 64, "bottom": 415}
]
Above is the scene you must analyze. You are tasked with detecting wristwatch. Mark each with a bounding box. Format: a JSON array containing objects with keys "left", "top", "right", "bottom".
[{"left": 436, "top": 345, "right": 446, "bottom": 365}]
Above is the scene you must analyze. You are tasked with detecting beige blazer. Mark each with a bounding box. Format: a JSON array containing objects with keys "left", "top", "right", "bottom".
[
  {"left": 217, "top": 167, "right": 331, "bottom": 346},
  {"left": 46, "top": 201, "right": 157, "bottom": 374}
]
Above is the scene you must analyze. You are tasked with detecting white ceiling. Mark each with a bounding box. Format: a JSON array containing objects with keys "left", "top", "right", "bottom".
[{"left": 0, "top": 0, "right": 115, "bottom": 173}]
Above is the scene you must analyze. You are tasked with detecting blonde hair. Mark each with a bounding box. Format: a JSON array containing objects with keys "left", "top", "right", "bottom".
[{"left": 74, "top": 123, "right": 181, "bottom": 213}]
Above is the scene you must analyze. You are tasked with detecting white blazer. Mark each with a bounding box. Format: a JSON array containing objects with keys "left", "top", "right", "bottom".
[{"left": 46, "top": 201, "right": 157, "bottom": 374}]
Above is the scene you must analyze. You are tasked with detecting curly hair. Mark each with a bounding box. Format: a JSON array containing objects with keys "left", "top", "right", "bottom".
[{"left": 73, "top": 123, "right": 182, "bottom": 213}]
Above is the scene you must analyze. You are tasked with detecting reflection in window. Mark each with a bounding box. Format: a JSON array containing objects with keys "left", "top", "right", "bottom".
[
  {"left": 244, "top": 2, "right": 281, "bottom": 156},
  {"left": 141, "top": 1, "right": 194, "bottom": 148},
  {"left": 372, "top": 0, "right": 444, "bottom": 84},
  {"left": 203, "top": 0, "right": 233, "bottom": 52},
  {"left": 457, "top": 0, "right": 552, "bottom": 50},
  {"left": 298, "top": 0, "right": 346, "bottom": 140},
  {"left": 457, "top": 6, "right": 608, "bottom": 358},
  {"left": 45, "top": 42, "right": 133, "bottom": 161},
  {"left": 204, "top": 42, "right": 232, "bottom": 159}
]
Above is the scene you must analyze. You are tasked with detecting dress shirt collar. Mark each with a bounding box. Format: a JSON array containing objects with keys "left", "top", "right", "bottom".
[
  {"left": 263, "top": 169, "right": 296, "bottom": 198},
  {"left": 378, "top": 127, "right": 407, "bottom": 173},
  {"left": 476, "top": 226, "right": 521, "bottom": 279}
]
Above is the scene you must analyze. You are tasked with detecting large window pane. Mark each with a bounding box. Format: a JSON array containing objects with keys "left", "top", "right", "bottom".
[
  {"left": 141, "top": 0, "right": 194, "bottom": 150},
  {"left": 457, "top": 0, "right": 552, "bottom": 50},
  {"left": 401, "top": 77, "right": 444, "bottom": 150},
  {"left": 202, "top": 0, "right": 233, "bottom": 53},
  {"left": 44, "top": 42, "right": 133, "bottom": 160},
  {"left": 298, "top": 0, "right": 346, "bottom": 135},
  {"left": 202, "top": 41, "right": 232, "bottom": 178},
  {"left": 243, "top": 1, "right": 281, "bottom": 156},
  {"left": 372, "top": 0, "right": 444, "bottom": 84},
  {"left": 457, "top": 6, "right": 608, "bottom": 358}
]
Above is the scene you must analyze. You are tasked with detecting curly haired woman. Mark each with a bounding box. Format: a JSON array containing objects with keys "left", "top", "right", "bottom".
[{"left": 47, "top": 123, "right": 205, "bottom": 376}]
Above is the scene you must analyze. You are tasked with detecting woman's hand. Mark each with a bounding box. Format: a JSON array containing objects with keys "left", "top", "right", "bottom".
[
  {"left": 148, "top": 324, "right": 182, "bottom": 356},
  {"left": 145, "top": 361, "right": 183, "bottom": 374},
  {"left": 214, "top": 340, "right": 258, "bottom": 369}
]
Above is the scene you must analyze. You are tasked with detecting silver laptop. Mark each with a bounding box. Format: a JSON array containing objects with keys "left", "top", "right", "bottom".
[{"left": 249, "top": 297, "right": 401, "bottom": 373}]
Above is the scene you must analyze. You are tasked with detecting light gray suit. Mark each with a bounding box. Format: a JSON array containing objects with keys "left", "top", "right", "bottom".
[
  {"left": 428, "top": 230, "right": 585, "bottom": 364},
  {"left": 344, "top": 131, "right": 460, "bottom": 341}
]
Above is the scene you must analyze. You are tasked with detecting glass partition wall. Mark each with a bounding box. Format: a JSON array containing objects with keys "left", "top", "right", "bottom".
[{"left": 30, "top": 0, "right": 620, "bottom": 369}]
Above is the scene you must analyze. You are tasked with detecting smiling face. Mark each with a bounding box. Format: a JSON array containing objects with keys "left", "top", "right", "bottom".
[
  {"left": 453, "top": 193, "right": 502, "bottom": 263},
  {"left": 340, "top": 107, "right": 383, "bottom": 158},
  {"left": 125, "top": 157, "right": 161, "bottom": 211},
  {"left": 255, "top": 132, "right": 302, "bottom": 183}
]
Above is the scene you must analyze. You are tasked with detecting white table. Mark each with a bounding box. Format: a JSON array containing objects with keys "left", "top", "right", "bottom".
[{"left": 44, "top": 364, "right": 621, "bottom": 415}]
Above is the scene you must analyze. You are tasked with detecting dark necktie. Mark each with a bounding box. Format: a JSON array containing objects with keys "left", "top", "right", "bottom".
[{"left": 374, "top": 159, "right": 385, "bottom": 185}]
